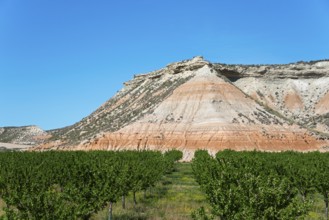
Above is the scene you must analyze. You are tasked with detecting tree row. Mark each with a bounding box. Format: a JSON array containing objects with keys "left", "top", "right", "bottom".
[
  {"left": 0, "top": 150, "right": 182, "bottom": 220},
  {"left": 192, "top": 150, "right": 329, "bottom": 220}
]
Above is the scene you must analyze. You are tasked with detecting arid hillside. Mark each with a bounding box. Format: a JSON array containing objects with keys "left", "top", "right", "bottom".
[
  {"left": 0, "top": 126, "right": 48, "bottom": 145},
  {"left": 31, "top": 57, "right": 329, "bottom": 159},
  {"left": 215, "top": 61, "right": 329, "bottom": 134}
]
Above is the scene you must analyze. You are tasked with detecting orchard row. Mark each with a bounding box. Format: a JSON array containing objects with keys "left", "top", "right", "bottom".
[
  {"left": 192, "top": 150, "right": 329, "bottom": 220},
  {"left": 0, "top": 150, "right": 182, "bottom": 220}
]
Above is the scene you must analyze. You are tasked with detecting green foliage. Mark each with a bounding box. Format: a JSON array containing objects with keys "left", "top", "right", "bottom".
[
  {"left": 191, "top": 206, "right": 214, "bottom": 220},
  {"left": 163, "top": 150, "right": 183, "bottom": 173},
  {"left": 163, "top": 149, "right": 183, "bottom": 161},
  {"left": 0, "top": 150, "right": 170, "bottom": 219},
  {"left": 192, "top": 150, "right": 329, "bottom": 220}
]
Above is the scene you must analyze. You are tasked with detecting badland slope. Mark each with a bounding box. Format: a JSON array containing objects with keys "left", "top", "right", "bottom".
[{"left": 33, "top": 57, "right": 329, "bottom": 159}]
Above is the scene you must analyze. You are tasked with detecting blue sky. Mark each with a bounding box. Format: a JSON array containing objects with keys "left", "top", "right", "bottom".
[{"left": 1, "top": 0, "right": 329, "bottom": 130}]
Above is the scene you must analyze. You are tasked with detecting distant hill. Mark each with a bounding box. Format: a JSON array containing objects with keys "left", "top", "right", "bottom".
[{"left": 0, "top": 126, "right": 48, "bottom": 146}]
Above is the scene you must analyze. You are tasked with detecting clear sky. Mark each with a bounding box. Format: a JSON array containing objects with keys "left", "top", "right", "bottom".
[{"left": 1, "top": 0, "right": 329, "bottom": 130}]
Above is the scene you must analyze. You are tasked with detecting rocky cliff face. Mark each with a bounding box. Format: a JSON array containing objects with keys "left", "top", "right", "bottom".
[
  {"left": 215, "top": 60, "right": 329, "bottom": 134},
  {"left": 34, "top": 57, "right": 329, "bottom": 159}
]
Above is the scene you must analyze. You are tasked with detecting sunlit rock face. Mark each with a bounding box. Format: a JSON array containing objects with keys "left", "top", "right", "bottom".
[
  {"left": 34, "top": 57, "right": 329, "bottom": 160},
  {"left": 216, "top": 60, "right": 329, "bottom": 134}
]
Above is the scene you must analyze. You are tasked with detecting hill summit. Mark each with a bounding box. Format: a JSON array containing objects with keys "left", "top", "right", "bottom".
[{"left": 31, "top": 56, "right": 329, "bottom": 159}]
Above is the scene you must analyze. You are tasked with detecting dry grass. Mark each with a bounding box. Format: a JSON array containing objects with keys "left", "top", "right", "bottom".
[{"left": 0, "top": 199, "right": 5, "bottom": 217}]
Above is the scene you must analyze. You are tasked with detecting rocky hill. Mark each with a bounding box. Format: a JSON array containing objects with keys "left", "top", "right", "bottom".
[
  {"left": 0, "top": 126, "right": 48, "bottom": 146},
  {"left": 33, "top": 57, "right": 329, "bottom": 159},
  {"left": 215, "top": 60, "right": 329, "bottom": 134}
]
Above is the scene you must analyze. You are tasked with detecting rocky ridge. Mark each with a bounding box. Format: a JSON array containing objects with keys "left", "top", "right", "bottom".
[
  {"left": 33, "top": 57, "right": 329, "bottom": 159},
  {"left": 215, "top": 60, "right": 329, "bottom": 134},
  {"left": 215, "top": 60, "right": 329, "bottom": 79},
  {"left": 47, "top": 57, "right": 205, "bottom": 146},
  {"left": 0, "top": 126, "right": 48, "bottom": 145}
]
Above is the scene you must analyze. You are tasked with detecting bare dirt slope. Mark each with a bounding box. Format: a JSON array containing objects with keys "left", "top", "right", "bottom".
[
  {"left": 75, "top": 65, "right": 326, "bottom": 160},
  {"left": 34, "top": 57, "right": 329, "bottom": 160},
  {"left": 216, "top": 61, "right": 329, "bottom": 134}
]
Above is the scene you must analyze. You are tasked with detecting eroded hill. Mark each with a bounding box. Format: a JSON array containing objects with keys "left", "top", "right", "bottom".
[{"left": 33, "top": 57, "right": 329, "bottom": 159}]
